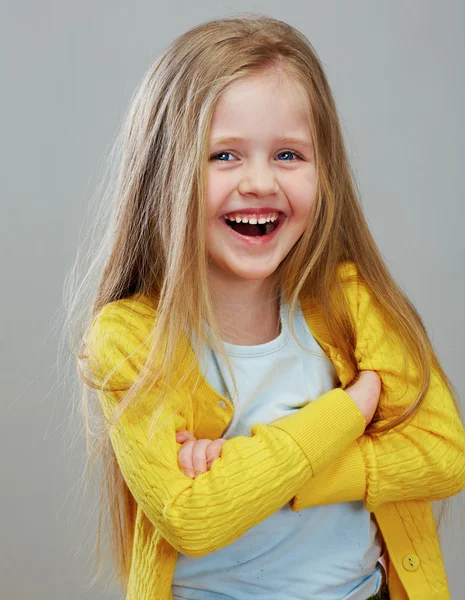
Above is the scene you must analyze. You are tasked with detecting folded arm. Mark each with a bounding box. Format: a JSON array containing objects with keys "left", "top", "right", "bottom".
[
  {"left": 291, "top": 268, "right": 465, "bottom": 513},
  {"left": 86, "top": 302, "right": 366, "bottom": 557}
]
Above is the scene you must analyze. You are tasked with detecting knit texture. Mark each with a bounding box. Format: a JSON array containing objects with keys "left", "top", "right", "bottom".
[{"left": 86, "top": 261, "right": 465, "bottom": 600}]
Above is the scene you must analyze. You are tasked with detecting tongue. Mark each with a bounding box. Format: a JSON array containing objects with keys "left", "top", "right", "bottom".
[{"left": 231, "top": 222, "right": 262, "bottom": 236}]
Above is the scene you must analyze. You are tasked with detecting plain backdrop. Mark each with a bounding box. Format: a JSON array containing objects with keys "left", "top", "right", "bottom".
[{"left": 1, "top": 1, "right": 464, "bottom": 598}]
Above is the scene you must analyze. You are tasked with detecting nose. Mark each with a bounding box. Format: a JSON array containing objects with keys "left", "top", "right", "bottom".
[{"left": 238, "top": 160, "right": 279, "bottom": 197}]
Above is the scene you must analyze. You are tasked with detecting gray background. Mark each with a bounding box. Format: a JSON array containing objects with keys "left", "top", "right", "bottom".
[{"left": 1, "top": 1, "right": 464, "bottom": 598}]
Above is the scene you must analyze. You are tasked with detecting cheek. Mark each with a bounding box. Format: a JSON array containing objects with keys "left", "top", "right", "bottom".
[
  {"left": 206, "top": 178, "right": 226, "bottom": 219},
  {"left": 289, "top": 183, "right": 316, "bottom": 220},
  {"left": 294, "top": 190, "right": 314, "bottom": 210}
]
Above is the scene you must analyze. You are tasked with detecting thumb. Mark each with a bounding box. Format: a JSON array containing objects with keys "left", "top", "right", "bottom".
[{"left": 176, "top": 430, "right": 196, "bottom": 443}]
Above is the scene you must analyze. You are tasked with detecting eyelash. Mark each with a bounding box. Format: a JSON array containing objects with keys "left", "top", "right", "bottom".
[{"left": 209, "top": 150, "right": 303, "bottom": 162}]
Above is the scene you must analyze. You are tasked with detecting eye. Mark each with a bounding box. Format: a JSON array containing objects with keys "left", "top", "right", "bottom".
[
  {"left": 210, "top": 152, "right": 236, "bottom": 162},
  {"left": 276, "top": 150, "right": 302, "bottom": 161},
  {"left": 209, "top": 150, "right": 303, "bottom": 162}
]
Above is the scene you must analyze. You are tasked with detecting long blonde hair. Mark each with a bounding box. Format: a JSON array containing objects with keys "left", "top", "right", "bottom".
[{"left": 64, "top": 13, "right": 463, "bottom": 591}]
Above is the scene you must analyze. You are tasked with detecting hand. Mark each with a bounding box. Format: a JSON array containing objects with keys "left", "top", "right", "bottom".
[
  {"left": 345, "top": 370, "right": 381, "bottom": 425},
  {"left": 176, "top": 430, "right": 227, "bottom": 478}
]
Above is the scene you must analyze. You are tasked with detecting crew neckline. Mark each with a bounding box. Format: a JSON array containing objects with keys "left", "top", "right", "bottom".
[
  {"left": 188, "top": 288, "right": 307, "bottom": 360},
  {"left": 221, "top": 293, "right": 291, "bottom": 357}
]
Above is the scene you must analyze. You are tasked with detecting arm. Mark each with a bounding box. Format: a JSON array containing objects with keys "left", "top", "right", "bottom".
[
  {"left": 86, "top": 303, "right": 366, "bottom": 558},
  {"left": 291, "top": 267, "right": 465, "bottom": 513}
]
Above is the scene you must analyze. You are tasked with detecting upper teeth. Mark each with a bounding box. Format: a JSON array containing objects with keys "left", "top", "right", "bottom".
[{"left": 225, "top": 213, "right": 279, "bottom": 225}]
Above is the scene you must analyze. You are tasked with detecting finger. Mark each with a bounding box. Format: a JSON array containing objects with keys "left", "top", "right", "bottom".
[
  {"left": 206, "top": 438, "right": 227, "bottom": 468},
  {"left": 176, "top": 430, "right": 196, "bottom": 444},
  {"left": 192, "top": 439, "right": 213, "bottom": 477},
  {"left": 177, "top": 440, "right": 195, "bottom": 478}
]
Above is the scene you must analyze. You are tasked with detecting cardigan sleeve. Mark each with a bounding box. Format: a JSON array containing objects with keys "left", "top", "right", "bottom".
[
  {"left": 290, "top": 268, "right": 465, "bottom": 513},
  {"left": 85, "top": 303, "right": 366, "bottom": 558}
]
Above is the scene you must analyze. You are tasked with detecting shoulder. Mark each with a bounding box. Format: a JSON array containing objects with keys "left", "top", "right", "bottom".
[
  {"left": 336, "top": 261, "right": 383, "bottom": 327},
  {"left": 299, "top": 260, "right": 360, "bottom": 314},
  {"left": 334, "top": 260, "right": 361, "bottom": 315},
  {"left": 336, "top": 260, "right": 359, "bottom": 289},
  {"left": 306, "top": 260, "right": 375, "bottom": 331},
  {"left": 89, "top": 293, "right": 158, "bottom": 339},
  {"left": 85, "top": 293, "right": 159, "bottom": 388}
]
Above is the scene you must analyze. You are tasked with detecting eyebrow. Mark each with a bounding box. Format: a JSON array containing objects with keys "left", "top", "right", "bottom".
[{"left": 210, "top": 136, "right": 313, "bottom": 149}]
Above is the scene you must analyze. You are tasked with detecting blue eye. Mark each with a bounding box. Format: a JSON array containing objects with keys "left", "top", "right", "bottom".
[
  {"left": 209, "top": 150, "right": 302, "bottom": 162},
  {"left": 276, "top": 150, "right": 300, "bottom": 161},
  {"left": 211, "top": 152, "right": 235, "bottom": 162}
]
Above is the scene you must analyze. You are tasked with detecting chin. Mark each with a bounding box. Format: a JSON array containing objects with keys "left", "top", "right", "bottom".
[
  {"left": 208, "top": 255, "right": 281, "bottom": 282},
  {"left": 225, "top": 265, "right": 278, "bottom": 281}
]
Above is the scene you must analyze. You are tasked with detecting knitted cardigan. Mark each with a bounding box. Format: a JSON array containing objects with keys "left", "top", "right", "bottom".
[{"left": 86, "top": 261, "right": 465, "bottom": 600}]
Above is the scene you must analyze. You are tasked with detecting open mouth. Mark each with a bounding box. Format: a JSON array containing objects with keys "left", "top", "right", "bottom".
[{"left": 222, "top": 215, "right": 282, "bottom": 237}]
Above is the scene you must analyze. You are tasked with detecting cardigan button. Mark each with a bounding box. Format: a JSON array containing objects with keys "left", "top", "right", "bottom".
[
  {"left": 218, "top": 400, "right": 227, "bottom": 409},
  {"left": 402, "top": 554, "right": 420, "bottom": 571}
]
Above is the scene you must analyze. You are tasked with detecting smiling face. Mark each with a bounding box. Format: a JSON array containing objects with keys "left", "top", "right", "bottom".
[{"left": 205, "top": 68, "right": 317, "bottom": 286}]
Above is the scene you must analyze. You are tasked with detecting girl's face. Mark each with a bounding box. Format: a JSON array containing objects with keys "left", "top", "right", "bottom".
[{"left": 206, "top": 69, "right": 317, "bottom": 284}]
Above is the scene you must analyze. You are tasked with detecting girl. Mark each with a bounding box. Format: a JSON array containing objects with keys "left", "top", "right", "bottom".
[{"left": 74, "top": 14, "right": 465, "bottom": 600}]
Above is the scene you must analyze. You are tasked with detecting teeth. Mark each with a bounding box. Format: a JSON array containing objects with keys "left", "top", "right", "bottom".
[{"left": 225, "top": 213, "right": 279, "bottom": 223}]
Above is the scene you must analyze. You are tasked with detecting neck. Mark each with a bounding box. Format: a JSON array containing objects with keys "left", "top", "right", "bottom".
[{"left": 207, "top": 267, "right": 281, "bottom": 345}]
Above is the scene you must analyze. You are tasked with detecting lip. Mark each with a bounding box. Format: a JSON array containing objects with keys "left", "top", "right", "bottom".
[
  {"left": 220, "top": 212, "right": 285, "bottom": 246},
  {"left": 221, "top": 207, "right": 284, "bottom": 217}
]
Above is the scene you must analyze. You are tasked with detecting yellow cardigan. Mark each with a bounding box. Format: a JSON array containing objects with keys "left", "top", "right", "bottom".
[{"left": 87, "top": 262, "right": 465, "bottom": 600}]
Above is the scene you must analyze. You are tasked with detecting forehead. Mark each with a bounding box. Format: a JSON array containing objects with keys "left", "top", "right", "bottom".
[{"left": 209, "top": 70, "right": 312, "bottom": 142}]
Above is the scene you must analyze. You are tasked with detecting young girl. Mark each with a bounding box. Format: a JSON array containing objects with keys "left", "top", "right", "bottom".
[{"left": 74, "top": 14, "right": 465, "bottom": 600}]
